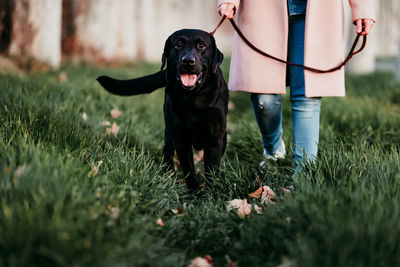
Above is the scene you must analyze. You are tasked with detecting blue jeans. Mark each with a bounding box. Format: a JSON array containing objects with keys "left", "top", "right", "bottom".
[{"left": 250, "top": 15, "right": 321, "bottom": 171}]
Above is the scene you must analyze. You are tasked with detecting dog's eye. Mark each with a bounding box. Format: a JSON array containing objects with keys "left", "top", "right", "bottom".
[
  {"left": 197, "top": 43, "right": 206, "bottom": 50},
  {"left": 175, "top": 41, "right": 184, "bottom": 49}
]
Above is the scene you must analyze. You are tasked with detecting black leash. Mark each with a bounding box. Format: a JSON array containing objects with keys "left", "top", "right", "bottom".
[{"left": 210, "top": 16, "right": 367, "bottom": 73}]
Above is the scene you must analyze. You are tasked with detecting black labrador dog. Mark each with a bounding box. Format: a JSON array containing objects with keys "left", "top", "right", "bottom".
[{"left": 97, "top": 29, "right": 228, "bottom": 190}]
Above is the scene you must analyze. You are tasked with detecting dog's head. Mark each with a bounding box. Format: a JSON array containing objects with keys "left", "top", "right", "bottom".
[{"left": 161, "top": 29, "right": 223, "bottom": 90}]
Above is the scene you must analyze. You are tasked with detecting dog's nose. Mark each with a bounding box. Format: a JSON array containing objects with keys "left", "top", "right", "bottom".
[{"left": 182, "top": 55, "right": 196, "bottom": 66}]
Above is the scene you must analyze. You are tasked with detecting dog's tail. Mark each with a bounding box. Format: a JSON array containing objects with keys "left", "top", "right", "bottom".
[{"left": 97, "top": 70, "right": 167, "bottom": 96}]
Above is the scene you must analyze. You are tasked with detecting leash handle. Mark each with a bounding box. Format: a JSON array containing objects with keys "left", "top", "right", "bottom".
[{"left": 212, "top": 16, "right": 367, "bottom": 73}]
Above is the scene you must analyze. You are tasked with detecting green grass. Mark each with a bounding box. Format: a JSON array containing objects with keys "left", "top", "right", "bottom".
[{"left": 0, "top": 60, "right": 399, "bottom": 267}]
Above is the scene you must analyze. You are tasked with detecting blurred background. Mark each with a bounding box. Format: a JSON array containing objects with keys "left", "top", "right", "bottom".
[{"left": 0, "top": 0, "right": 398, "bottom": 76}]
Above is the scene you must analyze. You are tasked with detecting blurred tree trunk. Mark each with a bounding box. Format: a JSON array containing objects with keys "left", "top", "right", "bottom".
[
  {"left": 63, "top": 0, "right": 137, "bottom": 63},
  {"left": 0, "top": 0, "right": 14, "bottom": 53},
  {"left": 396, "top": 42, "right": 400, "bottom": 81},
  {"left": 375, "top": 0, "right": 400, "bottom": 58},
  {"left": 8, "top": 0, "right": 62, "bottom": 68}
]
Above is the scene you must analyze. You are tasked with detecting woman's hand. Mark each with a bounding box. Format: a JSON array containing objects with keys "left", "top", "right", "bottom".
[
  {"left": 218, "top": 3, "right": 235, "bottom": 19},
  {"left": 355, "top": 18, "right": 375, "bottom": 36}
]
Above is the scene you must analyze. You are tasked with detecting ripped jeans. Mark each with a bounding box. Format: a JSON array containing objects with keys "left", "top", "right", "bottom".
[{"left": 250, "top": 14, "right": 321, "bottom": 171}]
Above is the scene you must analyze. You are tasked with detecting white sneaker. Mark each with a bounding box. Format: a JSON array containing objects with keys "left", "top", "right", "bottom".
[{"left": 259, "top": 142, "right": 286, "bottom": 167}]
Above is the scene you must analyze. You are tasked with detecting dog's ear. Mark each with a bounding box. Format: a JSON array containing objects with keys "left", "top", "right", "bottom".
[
  {"left": 212, "top": 44, "right": 224, "bottom": 73},
  {"left": 161, "top": 35, "right": 173, "bottom": 70}
]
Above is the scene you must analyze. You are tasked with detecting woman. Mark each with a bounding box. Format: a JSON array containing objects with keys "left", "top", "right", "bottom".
[{"left": 217, "top": 0, "right": 375, "bottom": 172}]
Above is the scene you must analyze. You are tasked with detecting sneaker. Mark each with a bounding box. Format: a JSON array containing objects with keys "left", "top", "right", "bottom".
[{"left": 259, "top": 142, "right": 286, "bottom": 167}]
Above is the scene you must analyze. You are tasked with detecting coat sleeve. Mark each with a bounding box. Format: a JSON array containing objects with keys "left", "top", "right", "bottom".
[
  {"left": 348, "top": 0, "right": 376, "bottom": 22},
  {"left": 217, "top": 0, "right": 240, "bottom": 15}
]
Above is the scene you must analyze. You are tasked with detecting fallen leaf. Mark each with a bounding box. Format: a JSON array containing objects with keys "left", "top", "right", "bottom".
[
  {"left": 101, "top": 120, "right": 111, "bottom": 126},
  {"left": 88, "top": 161, "right": 103, "bottom": 177},
  {"left": 156, "top": 218, "right": 165, "bottom": 227},
  {"left": 13, "top": 164, "right": 26, "bottom": 184},
  {"left": 203, "top": 255, "right": 214, "bottom": 264},
  {"left": 254, "top": 204, "right": 262, "bottom": 214},
  {"left": 110, "top": 206, "right": 119, "bottom": 220},
  {"left": 91, "top": 212, "right": 99, "bottom": 220},
  {"left": 249, "top": 186, "right": 263, "bottom": 198},
  {"left": 171, "top": 208, "right": 183, "bottom": 215},
  {"left": 261, "top": 186, "right": 276, "bottom": 205},
  {"left": 110, "top": 108, "right": 123, "bottom": 119},
  {"left": 188, "top": 256, "right": 213, "bottom": 267},
  {"left": 106, "top": 122, "right": 120, "bottom": 136},
  {"left": 237, "top": 199, "right": 252, "bottom": 218},
  {"left": 88, "top": 166, "right": 99, "bottom": 177},
  {"left": 227, "top": 199, "right": 243, "bottom": 211},
  {"left": 56, "top": 71, "right": 68, "bottom": 82},
  {"left": 193, "top": 149, "right": 204, "bottom": 164},
  {"left": 13, "top": 164, "right": 26, "bottom": 178},
  {"left": 82, "top": 112, "right": 88, "bottom": 121}
]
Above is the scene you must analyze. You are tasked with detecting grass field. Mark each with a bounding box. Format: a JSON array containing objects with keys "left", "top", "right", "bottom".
[{"left": 1, "top": 60, "right": 399, "bottom": 267}]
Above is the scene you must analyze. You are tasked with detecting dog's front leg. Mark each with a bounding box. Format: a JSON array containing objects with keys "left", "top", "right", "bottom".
[
  {"left": 175, "top": 146, "right": 199, "bottom": 190},
  {"left": 203, "top": 140, "right": 224, "bottom": 187},
  {"left": 162, "top": 131, "right": 175, "bottom": 172}
]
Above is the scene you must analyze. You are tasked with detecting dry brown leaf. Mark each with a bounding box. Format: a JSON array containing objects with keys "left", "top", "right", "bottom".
[
  {"left": 193, "top": 150, "right": 204, "bottom": 164},
  {"left": 188, "top": 256, "right": 213, "bottom": 267},
  {"left": 227, "top": 199, "right": 243, "bottom": 211},
  {"left": 237, "top": 199, "right": 252, "bottom": 218},
  {"left": 88, "top": 161, "right": 103, "bottom": 177},
  {"left": 261, "top": 186, "right": 276, "bottom": 205},
  {"left": 254, "top": 204, "right": 262, "bottom": 214},
  {"left": 171, "top": 208, "right": 183, "bottom": 215},
  {"left": 107, "top": 122, "right": 120, "bottom": 136},
  {"left": 14, "top": 165, "right": 26, "bottom": 178},
  {"left": 56, "top": 71, "right": 68, "bottom": 82},
  {"left": 101, "top": 120, "right": 111, "bottom": 126},
  {"left": 91, "top": 212, "right": 99, "bottom": 220},
  {"left": 13, "top": 164, "right": 26, "bottom": 184},
  {"left": 110, "top": 206, "right": 119, "bottom": 220},
  {"left": 156, "top": 218, "right": 165, "bottom": 227},
  {"left": 110, "top": 108, "right": 123, "bottom": 119},
  {"left": 203, "top": 255, "right": 214, "bottom": 265},
  {"left": 88, "top": 166, "right": 99, "bottom": 177},
  {"left": 249, "top": 186, "right": 263, "bottom": 198}
]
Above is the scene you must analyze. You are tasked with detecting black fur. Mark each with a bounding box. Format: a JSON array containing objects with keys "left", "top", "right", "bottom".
[{"left": 97, "top": 29, "right": 229, "bottom": 191}]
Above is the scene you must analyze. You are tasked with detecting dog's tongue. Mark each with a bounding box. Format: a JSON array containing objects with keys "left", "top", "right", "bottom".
[{"left": 180, "top": 74, "right": 197, "bottom": 87}]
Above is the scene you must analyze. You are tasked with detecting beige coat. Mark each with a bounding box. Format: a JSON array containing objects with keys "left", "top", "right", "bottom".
[{"left": 217, "top": 0, "right": 375, "bottom": 97}]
